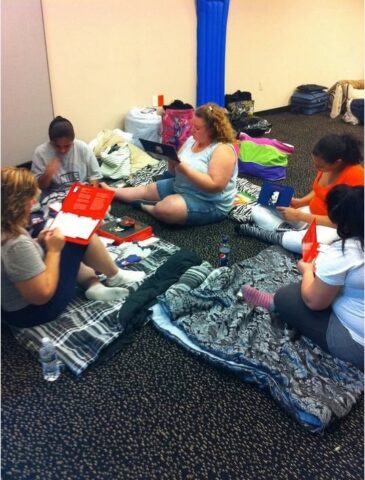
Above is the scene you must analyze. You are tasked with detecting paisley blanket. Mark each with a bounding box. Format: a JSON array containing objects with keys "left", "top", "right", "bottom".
[{"left": 152, "top": 246, "right": 364, "bottom": 433}]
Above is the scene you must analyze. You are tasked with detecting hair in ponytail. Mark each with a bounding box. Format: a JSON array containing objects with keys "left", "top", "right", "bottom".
[
  {"left": 312, "top": 134, "right": 363, "bottom": 165},
  {"left": 327, "top": 184, "right": 364, "bottom": 251},
  {"left": 48, "top": 116, "right": 75, "bottom": 141}
]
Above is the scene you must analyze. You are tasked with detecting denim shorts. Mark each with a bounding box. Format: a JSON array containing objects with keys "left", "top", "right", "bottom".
[{"left": 156, "top": 178, "right": 227, "bottom": 226}]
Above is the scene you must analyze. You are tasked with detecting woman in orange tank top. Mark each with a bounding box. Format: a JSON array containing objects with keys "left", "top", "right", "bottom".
[
  {"left": 236, "top": 134, "right": 364, "bottom": 254},
  {"left": 277, "top": 134, "right": 364, "bottom": 226}
]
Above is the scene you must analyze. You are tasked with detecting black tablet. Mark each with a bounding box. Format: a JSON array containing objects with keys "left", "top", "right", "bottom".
[{"left": 139, "top": 138, "right": 180, "bottom": 162}]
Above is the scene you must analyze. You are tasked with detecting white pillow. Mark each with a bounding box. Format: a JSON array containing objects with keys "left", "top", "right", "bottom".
[
  {"left": 330, "top": 83, "right": 343, "bottom": 118},
  {"left": 342, "top": 99, "right": 359, "bottom": 125},
  {"left": 347, "top": 84, "right": 365, "bottom": 100}
]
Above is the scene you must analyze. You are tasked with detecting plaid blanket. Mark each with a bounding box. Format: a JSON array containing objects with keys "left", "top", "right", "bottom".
[{"left": 13, "top": 239, "right": 179, "bottom": 376}]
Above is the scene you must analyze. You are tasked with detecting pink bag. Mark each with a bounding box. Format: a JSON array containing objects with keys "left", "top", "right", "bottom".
[{"left": 161, "top": 108, "right": 194, "bottom": 150}]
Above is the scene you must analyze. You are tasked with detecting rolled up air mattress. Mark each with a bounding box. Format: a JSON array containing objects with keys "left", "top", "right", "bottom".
[{"left": 196, "top": 0, "right": 230, "bottom": 107}]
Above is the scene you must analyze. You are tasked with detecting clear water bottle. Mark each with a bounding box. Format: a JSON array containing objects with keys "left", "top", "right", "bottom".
[
  {"left": 218, "top": 235, "right": 231, "bottom": 267},
  {"left": 39, "top": 337, "right": 60, "bottom": 381}
]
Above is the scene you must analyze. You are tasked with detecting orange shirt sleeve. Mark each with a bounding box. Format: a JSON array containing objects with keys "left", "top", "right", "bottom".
[
  {"left": 340, "top": 164, "right": 364, "bottom": 186},
  {"left": 309, "top": 164, "right": 364, "bottom": 215}
]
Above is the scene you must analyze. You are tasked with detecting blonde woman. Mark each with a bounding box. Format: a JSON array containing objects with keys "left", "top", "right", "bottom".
[
  {"left": 101, "top": 103, "right": 238, "bottom": 225},
  {"left": 1, "top": 167, "right": 144, "bottom": 328}
]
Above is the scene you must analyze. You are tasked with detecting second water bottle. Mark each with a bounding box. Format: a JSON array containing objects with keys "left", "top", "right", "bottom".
[{"left": 218, "top": 235, "right": 231, "bottom": 267}]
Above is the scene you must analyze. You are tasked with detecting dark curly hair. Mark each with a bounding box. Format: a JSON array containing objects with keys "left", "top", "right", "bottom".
[
  {"left": 326, "top": 184, "right": 364, "bottom": 251},
  {"left": 312, "top": 134, "right": 363, "bottom": 165}
]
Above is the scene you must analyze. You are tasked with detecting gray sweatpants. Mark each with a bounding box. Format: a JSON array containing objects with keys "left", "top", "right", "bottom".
[{"left": 274, "top": 283, "right": 364, "bottom": 371}]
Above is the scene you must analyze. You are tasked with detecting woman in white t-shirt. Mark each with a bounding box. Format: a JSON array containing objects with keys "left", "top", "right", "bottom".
[{"left": 241, "top": 184, "right": 364, "bottom": 371}]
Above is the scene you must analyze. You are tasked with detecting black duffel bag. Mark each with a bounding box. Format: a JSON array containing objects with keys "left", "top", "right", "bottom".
[{"left": 233, "top": 115, "right": 272, "bottom": 137}]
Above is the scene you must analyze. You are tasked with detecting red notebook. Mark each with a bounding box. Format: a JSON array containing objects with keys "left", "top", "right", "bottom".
[
  {"left": 302, "top": 219, "right": 319, "bottom": 262},
  {"left": 49, "top": 183, "right": 115, "bottom": 245}
]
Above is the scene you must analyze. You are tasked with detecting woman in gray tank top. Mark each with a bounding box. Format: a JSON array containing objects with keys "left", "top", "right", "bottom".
[{"left": 101, "top": 103, "right": 238, "bottom": 226}]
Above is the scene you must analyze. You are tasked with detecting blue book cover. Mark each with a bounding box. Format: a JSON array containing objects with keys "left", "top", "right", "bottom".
[{"left": 257, "top": 182, "right": 294, "bottom": 208}]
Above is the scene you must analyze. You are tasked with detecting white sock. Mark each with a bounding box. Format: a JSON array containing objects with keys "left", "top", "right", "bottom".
[
  {"left": 106, "top": 268, "right": 145, "bottom": 287},
  {"left": 85, "top": 283, "right": 129, "bottom": 302}
]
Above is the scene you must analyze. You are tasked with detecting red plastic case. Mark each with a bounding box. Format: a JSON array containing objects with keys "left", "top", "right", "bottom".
[{"left": 50, "top": 183, "right": 115, "bottom": 245}]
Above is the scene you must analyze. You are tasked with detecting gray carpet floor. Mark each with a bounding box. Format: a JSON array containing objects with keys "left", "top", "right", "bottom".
[{"left": 1, "top": 111, "right": 364, "bottom": 480}]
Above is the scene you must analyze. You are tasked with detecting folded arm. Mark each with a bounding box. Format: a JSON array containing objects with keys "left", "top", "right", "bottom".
[{"left": 36, "top": 158, "right": 61, "bottom": 190}]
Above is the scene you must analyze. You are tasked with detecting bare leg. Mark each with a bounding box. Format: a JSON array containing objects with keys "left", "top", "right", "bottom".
[
  {"left": 101, "top": 180, "right": 187, "bottom": 224},
  {"left": 142, "top": 194, "right": 188, "bottom": 225},
  {"left": 83, "top": 234, "right": 120, "bottom": 276},
  {"left": 83, "top": 234, "right": 146, "bottom": 286},
  {"left": 100, "top": 182, "right": 161, "bottom": 203},
  {"left": 77, "top": 263, "right": 129, "bottom": 302},
  {"left": 77, "top": 263, "right": 100, "bottom": 289}
]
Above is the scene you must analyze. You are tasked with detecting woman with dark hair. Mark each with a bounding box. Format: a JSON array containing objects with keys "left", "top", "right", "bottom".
[
  {"left": 101, "top": 103, "right": 238, "bottom": 226},
  {"left": 237, "top": 134, "right": 364, "bottom": 253},
  {"left": 241, "top": 185, "right": 364, "bottom": 371},
  {"left": 31, "top": 116, "right": 101, "bottom": 203}
]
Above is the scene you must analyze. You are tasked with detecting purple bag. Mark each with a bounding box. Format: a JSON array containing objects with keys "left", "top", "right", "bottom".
[
  {"left": 238, "top": 133, "right": 294, "bottom": 181},
  {"left": 238, "top": 163, "right": 287, "bottom": 181}
]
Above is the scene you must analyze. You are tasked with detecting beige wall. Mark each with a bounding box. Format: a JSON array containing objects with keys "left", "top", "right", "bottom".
[
  {"left": 2, "top": 0, "right": 53, "bottom": 166},
  {"left": 42, "top": 0, "right": 363, "bottom": 142},
  {"left": 226, "top": 0, "right": 364, "bottom": 111},
  {"left": 41, "top": 0, "right": 196, "bottom": 142},
  {"left": 3, "top": 0, "right": 364, "bottom": 164}
]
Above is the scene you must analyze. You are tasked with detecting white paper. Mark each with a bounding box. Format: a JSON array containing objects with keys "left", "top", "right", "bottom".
[{"left": 50, "top": 211, "right": 99, "bottom": 240}]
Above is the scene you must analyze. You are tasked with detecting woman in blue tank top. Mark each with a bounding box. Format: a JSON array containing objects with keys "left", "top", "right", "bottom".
[{"left": 101, "top": 103, "right": 238, "bottom": 226}]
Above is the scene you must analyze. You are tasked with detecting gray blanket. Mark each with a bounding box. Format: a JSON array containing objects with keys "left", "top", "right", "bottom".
[{"left": 154, "top": 246, "right": 364, "bottom": 432}]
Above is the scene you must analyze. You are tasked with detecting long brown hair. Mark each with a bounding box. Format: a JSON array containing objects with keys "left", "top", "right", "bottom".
[
  {"left": 1, "top": 167, "right": 39, "bottom": 242},
  {"left": 195, "top": 103, "right": 236, "bottom": 144}
]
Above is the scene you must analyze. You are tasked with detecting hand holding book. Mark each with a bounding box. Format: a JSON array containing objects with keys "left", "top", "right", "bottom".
[
  {"left": 301, "top": 219, "right": 319, "bottom": 263},
  {"left": 48, "top": 183, "right": 115, "bottom": 245}
]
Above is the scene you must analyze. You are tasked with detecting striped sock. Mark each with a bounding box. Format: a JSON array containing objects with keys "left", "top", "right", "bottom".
[
  {"left": 235, "top": 223, "right": 284, "bottom": 245},
  {"left": 241, "top": 285, "right": 274, "bottom": 310}
]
